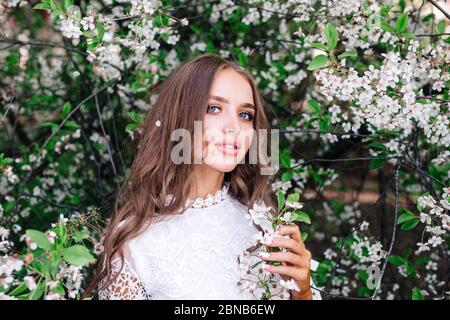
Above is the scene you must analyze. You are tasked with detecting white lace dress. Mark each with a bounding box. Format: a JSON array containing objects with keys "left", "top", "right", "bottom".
[{"left": 98, "top": 183, "right": 321, "bottom": 300}]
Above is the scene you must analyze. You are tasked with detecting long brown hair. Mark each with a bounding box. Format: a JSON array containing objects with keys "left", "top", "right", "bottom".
[{"left": 84, "top": 53, "right": 277, "bottom": 298}]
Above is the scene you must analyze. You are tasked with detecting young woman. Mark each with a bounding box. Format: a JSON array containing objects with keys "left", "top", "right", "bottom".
[{"left": 85, "top": 53, "right": 321, "bottom": 300}]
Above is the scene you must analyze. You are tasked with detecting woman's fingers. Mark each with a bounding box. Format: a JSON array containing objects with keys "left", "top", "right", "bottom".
[
  {"left": 265, "top": 236, "right": 302, "bottom": 255},
  {"left": 274, "top": 224, "right": 305, "bottom": 250},
  {"left": 263, "top": 264, "right": 310, "bottom": 281},
  {"left": 260, "top": 251, "right": 311, "bottom": 269},
  {"left": 265, "top": 236, "right": 312, "bottom": 259}
]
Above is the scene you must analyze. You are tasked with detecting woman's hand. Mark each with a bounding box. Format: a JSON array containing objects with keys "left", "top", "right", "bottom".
[{"left": 260, "top": 224, "right": 313, "bottom": 300}]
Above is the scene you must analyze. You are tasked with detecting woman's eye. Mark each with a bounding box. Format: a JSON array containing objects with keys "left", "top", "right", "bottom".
[
  {"left": 240, "top": 112, "right": 254, "bottom": 121},
  {"left": 207, "top": 105, "right": 221, "bottom": 113}
]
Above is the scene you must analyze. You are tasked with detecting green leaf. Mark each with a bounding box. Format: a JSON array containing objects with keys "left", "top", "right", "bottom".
[
  {"left": 29, "top": 281, "right": 45, "bottom": 300},
  {"left": 65, "top": 120, "right": 79, "bottom": 129},
  {"left": 396, "top": 13, "right": 408, "bottom": 33},
  {"left": 368, "top": 158, "right": 385, "bottom": 170},
  {"left": 357, "top": 269, "right": 369, "bottom": 282},
  {"left": 0, "top": 153, "right": 14, "bottom": 168},
  {"left": 160, "top": 32, "right": 169, "bottom": 42},
  {"left": 415, "top": 257, "right": 431, "bottom": 265},
  {"left": 325, "top": 23, "right": 338, "bottom": 51},
  {"left": 280, "top": 151, "right": 291, "bottom": 168},
  {"left": 50, "top": 254, "right": 62, "bottom": 278},
  {"left": 62, "top": 102, "right": 72, "bottom": 119},
  {"left": 26, "top": 229, "right": 51, "bottom": 250},
  {"left": 125, "top": 123, "right": 137, "bottom": 132},
  {"left": 49, "top": 0, "right": 63, "bottom": 16},
  {"left": 301, "top": 232, "right": 308, "bottom": 241},
  {"left": 293, "top": 210, "right": 311, "bottom": 224},
  {"left": 96, "top": 23, "right": 105, "bottom": 42},
  {"left": 62, "top": 245, "right": 95, "bottom": 267},
  {"left": 307, "top": 54, "right": 328, "bottom": 71},
  {"left": 397, "top": 211, "right": 418, "bottom": 225},
  {"left": 308, "top": 42, "right": 328, "bottom": 51},
  {"left": 406, "top": 263, "right": 416, "bottom": 277},
  {"left": 319, "top": 116, "right": 331, "bottom": 132},
  {"left": 400, "top": 218, "right": 419, "bottom": 231},
  {"left": 8, "top": 283, "right": 28, "bottom": 296},
  {"left": 380, "top": 20, "right": 396, "bottom": 33},
  {"left": 338, "top": 50, "right": 357, "bottom": 59},
  {"left": 388, "top": 255, "right": 405, "bottom": 266},
  {"left": 33, "top": 3, "right": 51, "bottom": 10},
  {"left": 61, "top": 0, "right": 73, "bottom": 11},
  {"left": 412, "top": 287, "right": 424, "bottom": 300},
  {"left": 437, "top": 20, "right": 445, "bottom": 34},
  {"left": 53, "top": 282, "right": 66, "bottom": 296},
  {"left": 287, "top": 193, "right": 299, "bottom": 203},
  {"left": 281, "top": 172, "right": 293, "bottom": 182},
  {"left": 304, "top": 116, "right": 318, "bottom": 129},
  {"left": 127, "top": 111, "right": 142, "bottom": 124},
  {"left": 238, "top": 52, "right": 248, "bottom": 67},
  {"left": 277, "top": 190, "right": 285, "bottom": 211},
  {"left": 368, "top": 142, "right": 387, "bottom": 151},
  {"left": 308, "top": 99, "right": 321, "bottom": 116},
  {"left": 72, "top": 229, "right": 90, "bottom": 242},
  {"left": 58, "top": 222, "right": 67, "bottom": 245},
  {"left": 402, "top": 248, "right": 411, "bottom": 259}
]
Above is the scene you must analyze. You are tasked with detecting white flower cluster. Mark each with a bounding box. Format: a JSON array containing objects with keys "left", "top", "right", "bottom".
[
  {"left": 318, "top": 230, "right": 387, "bottom": 298},
  {"left": 350, "top": 233, "right": 387, "bottom": 266},
  {"left": 415, "top": 187, "right": 450, "bottom": 254},
  {"left": 58, "top": 5, "right": 97, "bottom": 42},
  {"left": 237, "top": 199, "right": 305, "bottom": 299},
  {"left": 90, "top": 44, "right": 124, "bottom": 81},
  {"left": 0, "top": 255, "right": 24, "bottom": 291},
  {"left": 53, "top": 261, "right": 83, "bottom": 299},
  {"left": 0, "top": 226, "right": 11, "bottom": 253},
  {"left": 1, "top": 166, "right": 18, "bottom": 184},
  {"left": 60, "top": 14, "right": 82, "bottom": 40},
  {"left": 53, "top": 2, "right": 183, "bottom": 81},
  {"left": 314, "top": 42, "right": 450, "bottom": 153},
  {"left": 129, "top": 0, "right": 161, "bottom": 16},
  {"left": 54, "top": 129, "right": 81, "bottom": 154}
]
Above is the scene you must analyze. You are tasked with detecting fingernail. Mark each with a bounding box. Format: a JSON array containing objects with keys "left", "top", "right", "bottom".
[
  {"left": 259, "top": 252, "right": 270, "bottom": 258},
  {"left": 262, "top": 264, "right": 272, "bottom": 271}
]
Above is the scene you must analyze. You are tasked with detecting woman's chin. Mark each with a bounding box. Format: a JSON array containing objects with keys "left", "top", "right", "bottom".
[{"left": 203, "top": 158, "right": 240, "bottom": 173}]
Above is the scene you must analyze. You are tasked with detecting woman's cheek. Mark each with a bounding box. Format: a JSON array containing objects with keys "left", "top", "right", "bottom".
[{"left": 241, "top": 128, "right": 255, "bottom": 152}]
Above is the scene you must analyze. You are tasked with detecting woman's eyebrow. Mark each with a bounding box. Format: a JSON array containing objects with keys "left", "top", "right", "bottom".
[{"left": 209, "top": 95, "right": 255, "bottom": 109}]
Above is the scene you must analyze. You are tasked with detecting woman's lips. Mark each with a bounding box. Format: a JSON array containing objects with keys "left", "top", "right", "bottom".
[{"left": 215, "top": 143, "right": 239, "bottom": 156}]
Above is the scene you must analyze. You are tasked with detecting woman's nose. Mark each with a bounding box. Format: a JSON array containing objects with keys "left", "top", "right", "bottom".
[{"left": 223, "top": 114, "right": 240, "bottom": 134}]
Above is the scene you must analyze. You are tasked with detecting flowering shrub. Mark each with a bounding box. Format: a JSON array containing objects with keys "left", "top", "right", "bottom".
[
  {"left": 0, "top": 157, "right": 102, "bottom": 300},
  {"left": 0, "top": 0, "right": 449, "bottom": 299}
]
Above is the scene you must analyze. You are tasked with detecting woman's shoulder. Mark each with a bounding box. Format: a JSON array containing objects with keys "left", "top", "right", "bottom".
[
  {"left": 125, "top": 213, "right": 191, "bottom": 255},
  {"left": 122, "top": 196, "right": 250, "bottom": 253}
]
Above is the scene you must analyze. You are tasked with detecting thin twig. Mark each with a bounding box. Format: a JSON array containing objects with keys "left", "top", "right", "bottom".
[
  {"left": 371, "top": 160, "right": 402, "bottom": 299},
  {"left": 94, "top": 94, "right": 117, "bottom": 177},
  {"left": 427, "top": 0, "right": 450, "bottom": 20}
]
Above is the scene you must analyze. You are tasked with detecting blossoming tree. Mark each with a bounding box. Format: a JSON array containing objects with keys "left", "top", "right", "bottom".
[{"left": 0, "top": 0, "right": 449, "bottom": 300}]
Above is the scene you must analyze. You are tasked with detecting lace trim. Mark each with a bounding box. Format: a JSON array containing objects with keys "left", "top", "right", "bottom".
[
  {"left": 165, "top": 182, "right": 230, "bottom": 209},
  {"left": 98, "top": 257, "right": 153, "bottom": 300}
]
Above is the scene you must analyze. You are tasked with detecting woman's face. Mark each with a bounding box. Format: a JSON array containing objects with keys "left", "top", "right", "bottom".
[{"left": 195, "top": 68, "right": 256, "bottom": 172}]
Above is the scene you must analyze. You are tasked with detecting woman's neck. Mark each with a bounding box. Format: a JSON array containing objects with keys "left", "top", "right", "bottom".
[{"left": 189, "top": 165, "right": 225, "bottom": 199}]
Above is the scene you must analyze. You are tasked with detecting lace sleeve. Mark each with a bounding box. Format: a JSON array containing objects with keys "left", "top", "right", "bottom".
[{"left": 98, "top": 246, "right": 153, "bottom": 300}]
